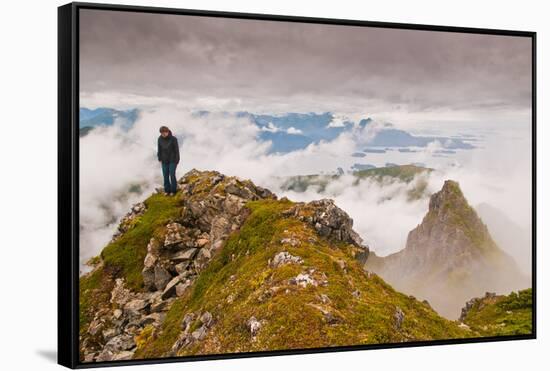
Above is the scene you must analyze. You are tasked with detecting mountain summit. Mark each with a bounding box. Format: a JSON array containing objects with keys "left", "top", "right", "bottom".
[
  {"left": 79, "top": 170, "right": 475, "bottom": 362},
  {"left": 365, "top": 180, "right": 529, "bottom": 318}
]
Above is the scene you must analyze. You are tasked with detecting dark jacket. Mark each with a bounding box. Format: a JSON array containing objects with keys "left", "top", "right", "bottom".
[{"left": 157, "top": 132, "right": 180, "bottom": 164}]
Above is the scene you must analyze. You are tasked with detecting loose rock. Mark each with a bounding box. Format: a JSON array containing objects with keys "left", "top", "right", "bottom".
[{"left": 270, "top": 251, "right": 303, "bottom": 268}]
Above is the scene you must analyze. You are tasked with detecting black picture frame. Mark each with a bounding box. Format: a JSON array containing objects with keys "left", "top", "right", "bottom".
[{"left": 58, "top": 2, "right": 537, "bottom": 369}]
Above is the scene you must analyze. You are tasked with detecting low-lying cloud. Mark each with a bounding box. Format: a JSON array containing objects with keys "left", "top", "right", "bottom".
[{"left": 79, "top": 107, "right": 532, "bottom": 275}]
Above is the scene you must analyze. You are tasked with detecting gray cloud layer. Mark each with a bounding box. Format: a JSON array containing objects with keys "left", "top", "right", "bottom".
[{"left": 80, "top": 9, "right": 532, "bottom": 113}]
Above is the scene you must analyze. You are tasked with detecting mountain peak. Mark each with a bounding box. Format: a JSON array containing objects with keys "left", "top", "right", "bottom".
[
  {"left": 364, "top": 179, "right": 528, "bottom": 318},
  {"left": 423, "top": 180, "right": 493, "bottom": 250},
  {"left": 428, "top": 180, "right": 466, "bottom": 213}
]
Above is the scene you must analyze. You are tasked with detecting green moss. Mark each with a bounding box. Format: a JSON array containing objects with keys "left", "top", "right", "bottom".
[
  {"left": 100, "top": 193, "right": 182, "bottom": 291},
  {"left": 136, "top": 198, "right": 471, "bottom": 358},
  {"left": 462, "top": 289, "right": 533, "bottom": 337},
  {"left": 79, "top": 266, "right": 114, "bottom": 335},
  {"left": 136, "top": 325, "right": 155, "bottom": 350},
  {"left": 85, "top": 255, "right": 101, "bottom": 267}
]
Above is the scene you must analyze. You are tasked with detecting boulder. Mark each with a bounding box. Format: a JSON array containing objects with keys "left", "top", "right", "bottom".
[
  {"left": 210, "top": 216, "right": 230, "bottom": 244},
  {"left": 170, "top": 248, "right": 198, "bottom": 262},
  {"left": 87, "top": 318, "right": 103, "bottom": 336},
  {"left": 113, "top": 309, "right": 123, "bottom": 319},
  {"left": 270, "top": 251, "right": 303, "bottom": 268},
  {"left": 223, "top": 194, "right": 246, "bottom": 215},
  {"left": 154, "top": 266, "right": 172, "bottom": 291},
  {"left": 280, "top": 237, "right": 300, "bottom": 247},
  {"left": 289, "top": 273, "right": 317, "bottom": 288},
  {"left": 161, "top": 274, "right": 189, "bottom": 300},
  {"left": 196, "top": 237, "right": 210, "bottom": 248},
  {"left": 394, "top": 306, "right": 405, "bottom": 329},
  {"left": 195, "top": 248, "right": 212, "bottom": 270},
  {"left": 191, "top": 325, "right": 208, "bottom": 341},
  {"left": 124, "top": 299, "right": 149, "bottom": 315},
  {"left": 164, "top": 222, "right": 186, "bottom": 248},
  {"left": 174, "top": 261, "right": 190, "bottom": 274},
  {"left": 247, "top": 316, "right": 262, "bottom": 338},
  {"left": 284, "top": 199, "right": 366, "bottom": 248},
  {"left": 103, "top": 334, "right": 135, "bottom": 352},
  {"left": 142, "top": 267, "right": 156, "bottom": 292},
  {"left": 143, "top": 252, "right": 157, "bottom": 269},
  {"left": 110, "top": 278, "right": 132, "bottom": 307},
  {"left": 200, "top": 311, "right": 213, "bottom": 327},
  {"left": 225, "top": 180, "right": 255, "bottom": 199},
  {"left": 142, "top": 238, "right": 161, "bottom": 290},
  {"left": 180, "top": 313, "right": 195, "bottom": 331}
]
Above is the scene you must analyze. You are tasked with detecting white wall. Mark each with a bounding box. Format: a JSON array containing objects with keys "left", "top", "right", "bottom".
[{"left": 0, "top": 0, "right": 546, "bottom": 369}]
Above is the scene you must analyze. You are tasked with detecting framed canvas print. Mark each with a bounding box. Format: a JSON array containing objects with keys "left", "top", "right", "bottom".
[{"left": 58, "top": 2, "right": 537, "bottom": 368}]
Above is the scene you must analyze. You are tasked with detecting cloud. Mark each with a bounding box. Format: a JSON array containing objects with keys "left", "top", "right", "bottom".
[
  {"left": 286, "top": 127, "right": 303, "bottom": 135},
  {"left": 327, "top": 116, "right": 348, "bottom": 128},
  {"left": 79, "top": 120, "right": 159, "bottom": 272},
  {"left": 79, "top": 9, "right": 532, "bottom": 118},
  {"left": 261, "top": 122, "right": 280, "bottom": 133}
]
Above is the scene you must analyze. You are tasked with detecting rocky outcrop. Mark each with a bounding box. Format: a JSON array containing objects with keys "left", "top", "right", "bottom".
[
  {"left": 168, "top": 311, "right": 214, "bottom": 356},
  {"left": 140, "top": 170, "right": 277, "bottom": 295},
  {"left": 282, "top": 198, "right": 368, "bottom": 257},
  {"left": 459, "top": 291, "right": 497, "bottom": 322},
  {"left": 365, "top": 180, "right": 528, "bottom": 319}
]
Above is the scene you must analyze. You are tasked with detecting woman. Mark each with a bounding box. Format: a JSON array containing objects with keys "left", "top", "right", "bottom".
[{"left": 157, "top": 126, "right": 180, "bottom": 195}]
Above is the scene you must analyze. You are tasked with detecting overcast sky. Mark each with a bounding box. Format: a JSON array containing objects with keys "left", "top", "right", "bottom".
[{"left": 79, "top": 9, "right": 532, "bottom": 120}]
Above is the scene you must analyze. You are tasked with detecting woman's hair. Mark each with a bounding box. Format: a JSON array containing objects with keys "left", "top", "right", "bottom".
[{"left": 159, "top": 125, "right": 170, "bottom": 133}]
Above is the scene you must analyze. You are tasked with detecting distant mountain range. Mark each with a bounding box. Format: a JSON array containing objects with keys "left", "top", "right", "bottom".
[
  {"left": 79, "top": 107, "right": 139, "bottom": 136},
  {"left": 279, "top": 164, "right": 432, "bottom": 201},
  {"left": 79, "top": 108, "right": 477, "bottom": 154}
]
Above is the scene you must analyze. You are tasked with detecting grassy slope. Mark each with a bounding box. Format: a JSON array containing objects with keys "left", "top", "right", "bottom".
[
  {"left": 462, "top": 289, "right": 533, "bottom": 337},
  {"left": 354, "top": 164, "right": 431, "bottom": 182},
  {"left": 79, "top": 266, "right": 114, "bottom": 336},
  {"left": 135, "top": 198, "right": 470, "bottom": 358}
]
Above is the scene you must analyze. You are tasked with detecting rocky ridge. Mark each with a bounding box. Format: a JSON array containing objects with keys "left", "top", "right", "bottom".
[
  {"left": 80, "top": 170, "right": 277, "bottom": 361},
  {"left": 80, "top": 170, "right": 375, "bottom": 361}
]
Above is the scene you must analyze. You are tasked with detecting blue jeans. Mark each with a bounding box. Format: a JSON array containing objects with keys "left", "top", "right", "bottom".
[{"left": 161, "top": 162, "right": 177, "bottom": 193}]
